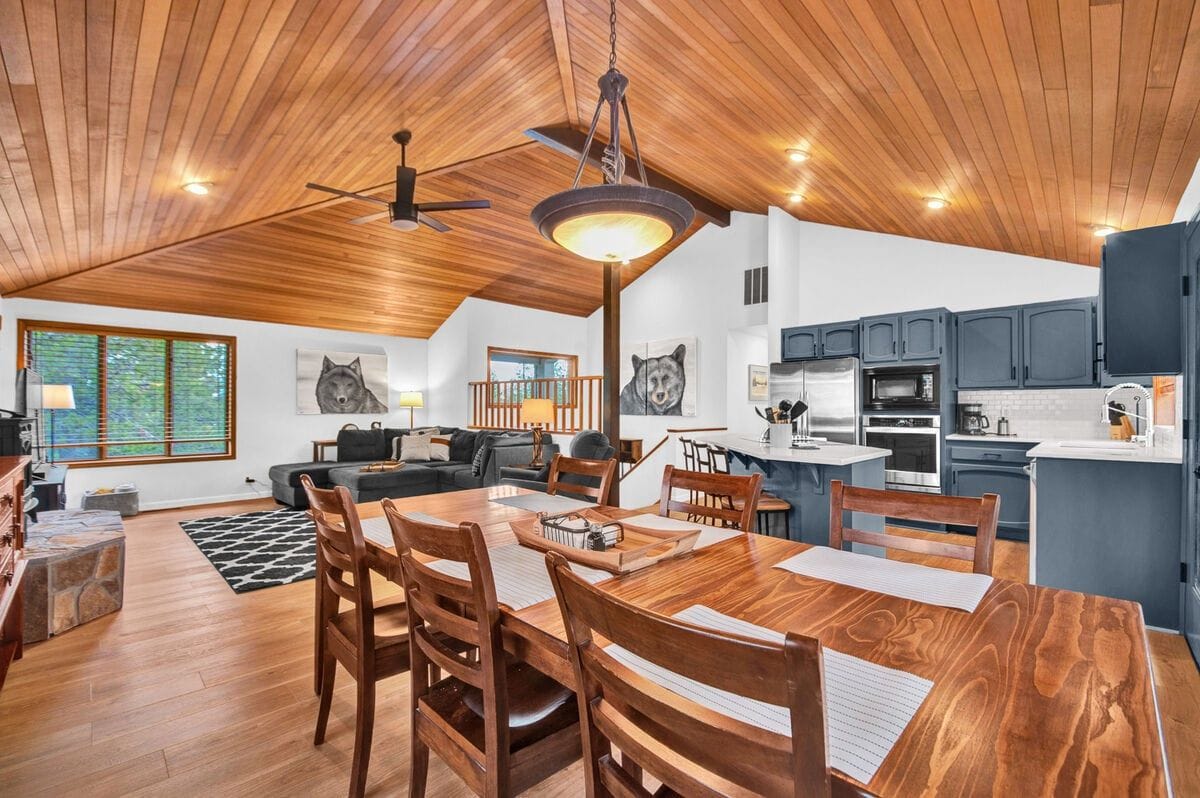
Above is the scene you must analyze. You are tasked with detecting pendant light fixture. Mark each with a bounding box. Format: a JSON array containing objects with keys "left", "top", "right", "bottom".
[{"left": 531, "top": 0, "right": 694, "bottom": 262}]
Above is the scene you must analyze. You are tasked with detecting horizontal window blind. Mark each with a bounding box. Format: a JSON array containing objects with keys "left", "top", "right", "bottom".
[{"left": 19, "top": 321, "right": 235, "bottom": 466}]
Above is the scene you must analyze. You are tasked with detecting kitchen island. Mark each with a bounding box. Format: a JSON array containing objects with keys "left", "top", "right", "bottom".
[
  {"left": 697, "top": 432, "right": 890, "bottom": 548},
  {"left": 1028, "top": 438, "right": 1183, "bottom": 629}
]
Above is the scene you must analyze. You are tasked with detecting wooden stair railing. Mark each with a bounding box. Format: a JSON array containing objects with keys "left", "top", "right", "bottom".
[
  {"left": 469, "top": 375, "right": 602, "bottom": 433},
  {"left": 619, "top": 427, "right": 728, "bottom": 482}
]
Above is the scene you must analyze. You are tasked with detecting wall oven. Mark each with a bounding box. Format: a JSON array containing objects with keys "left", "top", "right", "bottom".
[
  {"left": 862, "top": 414, "right": 941, "bottom": 493},
  {"left": 862, "top": 365, "right": 939, "bottom": 411}
]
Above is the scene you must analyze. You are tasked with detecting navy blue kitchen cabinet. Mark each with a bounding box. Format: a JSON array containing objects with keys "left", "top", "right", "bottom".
[
  {"left": 819, "top": 322, "right": 859, "bottom": 357},
  {"left": 860, "top": 315, "right": 900, "bottom": 363},
  {"left": 899, "top": 311, "right": 944, "bottom": 360},
  {"left": 948, "top": 440, "right": 1035, "bottom": 540},
  {"left": 956, "top": 308, "right": 1020, "bottom": 388},
  {"left": 1100, "top": 222, "right": 1184, "bottom": 377},
  {"left": 781, "top": 326, "right": 820, "bottom": 360},
  {"left": 1022, "top": 299, "right": 1096, "bottom": 387}
]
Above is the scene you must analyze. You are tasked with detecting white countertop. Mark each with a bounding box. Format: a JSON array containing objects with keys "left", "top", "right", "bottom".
[
  {"left": 697, "top": 432, "right": 890, "bottom": 467},
  {"left": 1026, "top": 439, "right": 1183, "bottom": 465},
  {"left": 946, "top": 433, "right": 1048, "bottom": 444}
]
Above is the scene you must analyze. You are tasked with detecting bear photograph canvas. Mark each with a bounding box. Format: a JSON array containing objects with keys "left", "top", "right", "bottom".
[
  {"left": 296, "top": 349, "right": 389, "bottom": 414},
  {"left": 619, "top": 337, "right": 697, "bottom": 416}
]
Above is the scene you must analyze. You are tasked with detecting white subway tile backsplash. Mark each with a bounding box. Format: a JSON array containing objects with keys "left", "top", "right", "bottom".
[{"left": 957, "top": 388, "right": 1112, "bottom": 440}]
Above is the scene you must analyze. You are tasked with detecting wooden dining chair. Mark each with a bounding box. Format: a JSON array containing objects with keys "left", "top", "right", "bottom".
[
  {"left": 382, "top": 501, "right": 582, "bottom": 797},
  {"left": 546, "top": 552, "right": 849, "bottom": 797},
  {"left": 301, "top": 475, "right": 411, "bottom": 798},
  {"left": 706, "top": 444, "right": 793, "bottom": 537},
  {"left": 658, "top": 465, "right": 762, "bottom": 531},
  {"left": 829, "top": 479, "right": 1001, "bottom": 575},
  {"left": 546, "top": 453, "right": 619, "bottom": 505}
]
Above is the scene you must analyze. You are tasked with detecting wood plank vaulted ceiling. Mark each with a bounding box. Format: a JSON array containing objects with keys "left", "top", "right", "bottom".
[{"left": 1, "top": 0, "right": 1199, "bottom": 337}]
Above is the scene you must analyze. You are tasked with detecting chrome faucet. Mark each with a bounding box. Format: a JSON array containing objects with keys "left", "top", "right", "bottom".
[{"left": 1102, "top": 383, "right": 1154, "bottom": 447}]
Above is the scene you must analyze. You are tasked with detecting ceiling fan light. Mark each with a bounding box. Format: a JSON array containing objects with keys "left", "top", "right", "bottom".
[{"left": 532, "top": 184, "right": 693, "bottom": 262}]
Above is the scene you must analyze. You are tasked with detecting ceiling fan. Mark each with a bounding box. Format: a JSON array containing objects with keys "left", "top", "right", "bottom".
[{"left": 305, "top": 130, "right": 490, "bottom": 232}]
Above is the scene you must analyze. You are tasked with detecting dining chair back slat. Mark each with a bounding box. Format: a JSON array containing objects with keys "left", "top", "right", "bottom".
[
  {"left": 547, "top": 453, "right": 618, "bottom": 505},
  {"left": 658, "top": 465, "right": 762, "bottom": 531},
  {"left": 829, "top": 480, "right": 1001, "bottom": 575},
  {"left": 546, "top": 552, "right": 839, "bottom": 797}
]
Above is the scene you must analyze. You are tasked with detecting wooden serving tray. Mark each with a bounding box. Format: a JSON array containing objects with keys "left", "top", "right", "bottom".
[
  {"left": 509, "top": 511, "right": 701, "bottom": 574},
  {"left": 360, "top": 460, "right": 406, "bottom": 473}
]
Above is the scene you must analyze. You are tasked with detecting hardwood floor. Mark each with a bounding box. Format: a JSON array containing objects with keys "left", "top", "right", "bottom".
[{"left": 0, "top": 499, "right": 1196, "bottom": 796}]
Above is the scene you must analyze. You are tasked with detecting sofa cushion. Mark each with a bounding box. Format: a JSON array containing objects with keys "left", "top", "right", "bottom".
[
  {"left": 438, "top": 464, "right": 473, "bottom": 486},
  {"left": 453, "top": 468, "right": 485, "bottom": 490},
  {"left": 327, "top": 464, "right": 438, "bottom": 492},
  {"left": 337, "top": 428, "right": 387, "bottom": 462},
  {"left": 450, "top": 430, "right": 478, "bottom": 463},
  {"left": 269, "top": 461, "right": 370, "bottom": 488}
]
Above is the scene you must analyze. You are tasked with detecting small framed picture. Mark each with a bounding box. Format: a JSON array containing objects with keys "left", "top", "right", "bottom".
[{"left": 748, "top": 364, "right": 769, "bottom": 401}]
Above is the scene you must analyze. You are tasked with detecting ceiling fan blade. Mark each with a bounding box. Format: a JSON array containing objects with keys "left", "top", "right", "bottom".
[
  {"left": 416, "top": 199, "right": 491, "bottom": 212},
  {"left": 418, "top": 212, "right": 450, "bottom": 233},
  {"left": 305, "top": 182, "right": 390, "bottom": 207},
  {"left": 395, "top": 166, "right": 417, "bottom": 207},
  {"left": 347, "top": 210, "right": 390, "bottom": 225}
]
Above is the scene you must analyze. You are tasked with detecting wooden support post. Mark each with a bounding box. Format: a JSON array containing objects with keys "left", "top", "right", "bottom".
[{"left": 603, "top": 261, "right": 621, "bottom": 505}]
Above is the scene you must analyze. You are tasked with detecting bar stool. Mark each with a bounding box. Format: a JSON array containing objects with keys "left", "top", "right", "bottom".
[{"left": 706, "top": 445, "right": 792, "bottom": 537}]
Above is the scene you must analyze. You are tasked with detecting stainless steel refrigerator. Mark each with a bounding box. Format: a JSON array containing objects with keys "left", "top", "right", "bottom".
[{"left": 768, "top": 358, "right": 860, "bottom": 444}]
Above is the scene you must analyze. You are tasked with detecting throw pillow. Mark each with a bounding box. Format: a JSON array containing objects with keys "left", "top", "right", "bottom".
[
  {"left": 449, "top": 429, "right": 477, "bottom": 462},
  {"left": 430, "top": 436, "right": 450, "bottom": 462},
  {"left": 398, "top": 433, "right": 434, "bottom": 462},
  {"left": 471, "top": 433, "right": 497, "bottom": 476}
]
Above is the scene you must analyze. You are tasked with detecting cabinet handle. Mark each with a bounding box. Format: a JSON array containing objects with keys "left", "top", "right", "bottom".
[
  {"left": 1024, "top": 365, "right": 1029, "bottom": 381},
  {"left": 1010, "top": 366, "right": 1016, "bottom": 380},
  {"left": 982, "top": 453, "right": 1001, "bottom": 460}
]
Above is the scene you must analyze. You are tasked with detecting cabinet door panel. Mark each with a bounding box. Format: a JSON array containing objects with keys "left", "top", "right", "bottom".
[
  {"left": 820, "top": 323, "right": 859, "bottom": 357},
  {"left": 900, "top": 312, "right": 942, "bottom": 360},
  {"left": 1101, "top": 223, "right": 1183, "bottom": 376},
  {"left": 1023, "top": 300, "right": 1096, "bottom": 386},
  {"left": 781, "top": 326, "right": 820, "bottom": 360},
  {"left": 861, "top": 317, "right": 899, "bottom": 363},
  {"left": 951, "top": 463, "right": 1030, "bottom": 534},
  {"left": 956, "top": 309, "right": 1020, "bottom": 388}
]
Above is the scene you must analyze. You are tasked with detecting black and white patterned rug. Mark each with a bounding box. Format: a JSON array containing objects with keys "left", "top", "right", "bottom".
[{"left": 180, "top": 507, "right": 315, "bottom": 593}]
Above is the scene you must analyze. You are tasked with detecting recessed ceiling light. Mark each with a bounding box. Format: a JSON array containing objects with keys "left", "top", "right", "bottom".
[
  {"left": 924, "top": 196, "right": 948, "bottom": 210},
  {"left": 788, "top": 193, "right": 804, "bottom": 204},
  {"left": 182, "top": 182, "right": 212, "bottom": 195},
  {"left": 1092, "top": 224, "right": 1118, "bottom": 238},
  {"left": 786, "top": 148, "right": 810, "bottom": 163}
]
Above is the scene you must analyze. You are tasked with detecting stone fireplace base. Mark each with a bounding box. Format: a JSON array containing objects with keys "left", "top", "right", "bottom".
[{"left": 22, "top": 510, "right": 126, "bottom": 643}]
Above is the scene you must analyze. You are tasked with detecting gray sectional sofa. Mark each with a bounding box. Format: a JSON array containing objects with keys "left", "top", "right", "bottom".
[{"left": 269, "top": 427, "right": 558, "bottom": 507}]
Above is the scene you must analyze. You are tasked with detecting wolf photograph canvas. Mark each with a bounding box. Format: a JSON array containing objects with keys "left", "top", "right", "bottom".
[
  {"left": 619, "top": 337, "right": 697, "bottom": 416},
  {"left": 296, "top": 349, "right": 389, "bottom": 414}
]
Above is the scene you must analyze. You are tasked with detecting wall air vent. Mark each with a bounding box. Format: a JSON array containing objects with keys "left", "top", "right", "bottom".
[{"left": 744, "top": 266, "right": 768, "bottom": 306}]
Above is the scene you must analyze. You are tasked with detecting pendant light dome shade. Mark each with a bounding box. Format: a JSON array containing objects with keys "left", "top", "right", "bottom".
[{"left": 531, "top": 184, "right": 693, "bottom": 262}]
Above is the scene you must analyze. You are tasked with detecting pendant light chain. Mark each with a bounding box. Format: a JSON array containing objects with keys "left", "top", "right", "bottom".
[{"left": 609, "top": 0, "right": 618, "bottom": 70}]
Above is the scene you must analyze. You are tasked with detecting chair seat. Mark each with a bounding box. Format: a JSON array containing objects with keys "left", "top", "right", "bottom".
[
  {"left": 420, "top": 662, "right": 578, "bottom": 754},
  {"left": 734, "top": 493, "right": 791, "bottom": 513},
  {"left": 330, "top": 595, "right": 410, "bottom": 644}
]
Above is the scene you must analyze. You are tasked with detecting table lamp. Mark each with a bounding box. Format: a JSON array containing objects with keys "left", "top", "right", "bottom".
[
  {"left": 398, "top": 391, "right": 424, "bottom": 429},
  {"left": 520, "top": 398, "right": 555, "bottom": 468},
  {"left": 42, "top": 384, "right": 75, "bottom": 464}
]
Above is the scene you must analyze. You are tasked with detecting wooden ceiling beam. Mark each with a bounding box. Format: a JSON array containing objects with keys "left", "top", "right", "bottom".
[
  {"left": 7, "top": 142, "right": 541, "bottom": 298},
  {"left": 544, "top": 0, "right": 579, "bottom": 127},
  {"left": 524, "top": 124, "right": 731, "bottom": 227}
]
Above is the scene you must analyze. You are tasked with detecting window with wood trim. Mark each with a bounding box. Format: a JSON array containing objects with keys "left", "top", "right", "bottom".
[
  {"left": 18, "top": 321, "right": 236, "bottom": 467},
  {"left": 486, "top": 347, "right": 578, "bottom": 406}
]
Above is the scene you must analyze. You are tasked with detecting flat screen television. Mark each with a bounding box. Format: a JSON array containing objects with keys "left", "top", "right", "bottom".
[{"left": 14, "top": 368, "right": 44, "bottom": 463}]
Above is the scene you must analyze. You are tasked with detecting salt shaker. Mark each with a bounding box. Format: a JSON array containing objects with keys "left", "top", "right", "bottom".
[{"left": 585, "top": 522, "right": 607, "bottom": 552}]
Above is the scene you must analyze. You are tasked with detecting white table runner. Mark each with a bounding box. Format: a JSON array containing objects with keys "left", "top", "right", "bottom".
[
  {"left": 359, "top": 512, "right": 451, "bottom": 549},
  {"left": 603, "top": 604, "right": 933, "bottom": 786},
  {"left": 426, "top": 544, "right": 610, "bottom": 610},
  {"left": 489, "top": 493, "right": 598, "bottom": 514},
  {"left": 614, "top": 513, "right": 742, "bottom": 550},
  {"left": 773, "top": 546, "right": 993, "bottom": 612}
]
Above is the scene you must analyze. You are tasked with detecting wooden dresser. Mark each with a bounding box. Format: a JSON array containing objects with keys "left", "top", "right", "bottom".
[{"left": 0, "top": 456, "right": 29, "bottom": 694}]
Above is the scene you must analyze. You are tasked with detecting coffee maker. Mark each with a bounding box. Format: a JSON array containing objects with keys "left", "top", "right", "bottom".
[{"left": 956, "top": 403, "right": 990, "bottom": 435}]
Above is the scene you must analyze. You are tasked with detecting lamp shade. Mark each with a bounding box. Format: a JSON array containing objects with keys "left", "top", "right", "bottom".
[
  {"left": 42, "top": 384, "right": 75, "bottom": 410},
  {"left": 398, "top": 391, "right": 424, "bottom": 409},
  {"left": 531, "top": 184, "right": 693, "bottom": 262},
  {"left": 520, "top": 398, "right": 555, "bottom": 427}
]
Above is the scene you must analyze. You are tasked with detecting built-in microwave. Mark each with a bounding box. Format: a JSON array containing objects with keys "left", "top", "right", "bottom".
[{"left": 862, "top": 365, "right": 939, "bottom": 410}]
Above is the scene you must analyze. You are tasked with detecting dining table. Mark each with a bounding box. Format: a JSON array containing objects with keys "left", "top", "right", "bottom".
[{"left": 353, "top": 484, "right": 1170, "bottom": 797}]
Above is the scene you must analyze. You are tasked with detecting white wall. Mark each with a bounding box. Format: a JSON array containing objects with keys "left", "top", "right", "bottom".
[
  {"left": 726, "top": 327, "right": 768, "bottom": 435},
  {"left": 0, "top": 299, "right": 428, "bottom": 509},
  {"left": 427, "top": 297, "right": 591, "bottom": 428}
]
